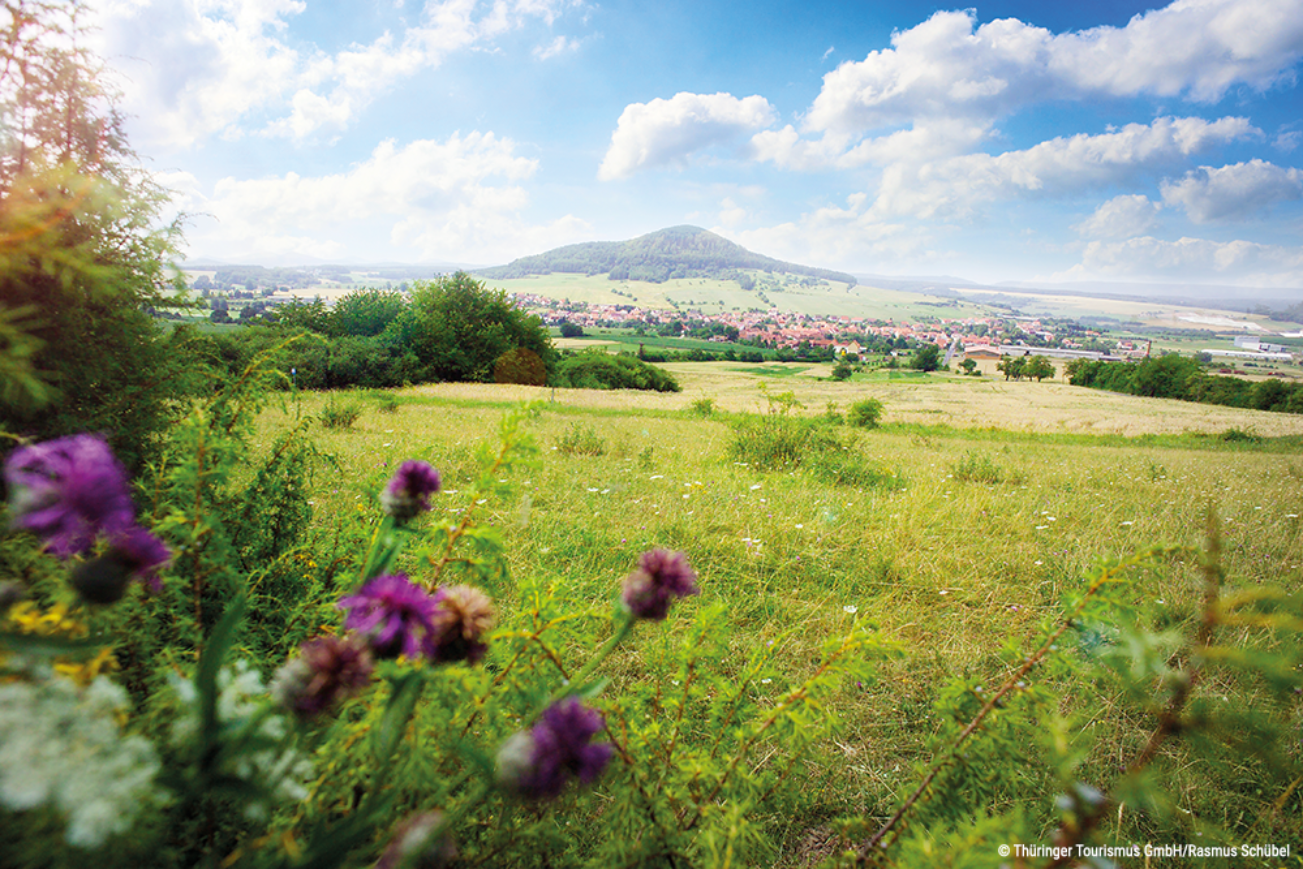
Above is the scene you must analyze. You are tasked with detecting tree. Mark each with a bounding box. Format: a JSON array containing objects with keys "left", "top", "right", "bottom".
[
  {"left": 910, "top": 343, "right": 942, "bottom": 372},
  {"left": 559, "top": 321, "right": 584, "bottom": 338},
  {"left": 998, "top": 356, "right": 1026, "bottom": 381},
  {"left": 332, "top": 287, "right": 408, "bottom": 337},
  {"left": 959, "top": 358, "right": 978, "bottom": 376},
  {"left": 1025, "top": 355, "right": 1055, "bottom": 382},
  {"left": 0, "top": 0, "right": 193, "bottom": 467},
  {"left": 408, "top": 272, "right": 556, "bottom": 382},
  {"left": 830, "top": 357, "right": 853, "bottom": 381}
]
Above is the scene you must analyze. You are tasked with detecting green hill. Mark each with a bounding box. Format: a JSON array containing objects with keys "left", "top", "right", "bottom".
[{"left": 475, "top": 225, "right": 857, "bottom": 289}]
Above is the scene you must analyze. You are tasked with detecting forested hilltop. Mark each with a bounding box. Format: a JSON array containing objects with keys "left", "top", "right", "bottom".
[{"left": 476, "top": 225, "right": 857, "bottom": 288}]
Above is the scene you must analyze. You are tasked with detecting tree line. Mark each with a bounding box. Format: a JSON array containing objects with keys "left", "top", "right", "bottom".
[{"left": 1066, "top": 355, "right": 1303, "bottom": 414}]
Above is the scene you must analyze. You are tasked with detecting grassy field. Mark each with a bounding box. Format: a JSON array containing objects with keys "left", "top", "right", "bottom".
[
  {"left": 254, "top": 364, "right": 1303, "bottom": 864},
  {"left": 492, "top": 273, "right": 996, "bottom": 321}
]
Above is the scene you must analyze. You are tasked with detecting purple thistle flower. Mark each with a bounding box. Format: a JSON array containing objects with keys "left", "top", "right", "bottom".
[
  {"left": 69, "top": 525, "right": 173, "bottom": 604},
  {"left": 380, "top": 460, "right": 441, "bottom": 523},
  {"left": 4, "top": 434, "right": 136, "bottom": 558},
  {"left": 272, "top": 634, "right": 374, "bottom": 718},
  {"left": 496, "top": 698, "right": 613, "bottom": 800},
  {"left": 428, "top": 585, "right": 495, "bottom": 664},
  {"left": 338, "top": 573, "right": 440, "bottom": 660},
  {"left": 621, "top": 549, "right": 699, "bottom": 621}
]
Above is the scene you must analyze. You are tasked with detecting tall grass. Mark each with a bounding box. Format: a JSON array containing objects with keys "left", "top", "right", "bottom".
[{"left": 252, "top": 385, "right": 1303, "bottom": 865}]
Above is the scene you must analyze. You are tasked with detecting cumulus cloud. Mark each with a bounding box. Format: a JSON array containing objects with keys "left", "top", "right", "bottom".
[
  {"left": 870, "top": 116, "right": 1256, "bottom": 219},
  {"left": 183, "top": 132, "right": 588, "bottom": 262},
  {"left": 598, "top": 92, "right": 777, "bottom": 180},
  {"left": 752, "top": 0, "right": 1303, "bottom": 173},
  {"left": 1160, "top": 159, "right": 1303, "bottom": 222},
  {"left": 91, "top": 0, "right": 584, "bottom": 146},
  {"left": 804, "top": 0, "right": 1303, "bottom": 139},
  {"left": 1073, "top": 195, "right": 1163, "bottom": 238},
  {"left": 1072, "top": 235, "right": 1303, "bottom": 286}
]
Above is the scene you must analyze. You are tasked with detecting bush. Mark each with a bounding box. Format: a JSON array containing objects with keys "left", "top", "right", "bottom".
[
  {"left": 847, "top": 398, "right": 884, "bottom": 428},
  {"left": 321, "top": 398, "right": 363, "bottom": 429},
  {"left": 556, "top": 423, "right": 606, "bottom": 456},
  {"left": 688, "top": 397, "right": 715, "bottom": 417},
  {"left": 950, "top": 451, "right": 1024, "bottom": 484},
  {"left": 554, "top": 352, "right": 680, "bottom": 392}
]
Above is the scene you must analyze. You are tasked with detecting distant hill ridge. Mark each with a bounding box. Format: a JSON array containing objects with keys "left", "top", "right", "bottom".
[{"left": 475, "top": 225, "right": 857, "bottom": 288}]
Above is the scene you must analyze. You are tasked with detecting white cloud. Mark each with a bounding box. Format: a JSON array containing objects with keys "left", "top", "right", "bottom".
[
  {"left": 754, "top": 0, "right": 1303, "bottom": 173},
  {"left": 534, "top": 34, "right": 580, "bottom": 59},
  {"left": 1070, "top": 235, "right": 1303, "bottom": 286},
  {"left": 1073, "top": 195, "right": 1163, "bottom": 238},
  {"left": 1160, "top": 159, "right": 1303, "bottom": 222},
  {"left": 871, "top": 116, "right": 1256, "bottom": 219},
  {"left": 804, "top": 0, "right": 1303, "bottom": 140},
  {"left": 92, "top": 0, "right": 585, "bottom": 146},
  {"left": 599, "top": 92, "right": 778, "bottom": 180},
  {"left": 184, "top": 132, "right": 588, "bottom": 262}
]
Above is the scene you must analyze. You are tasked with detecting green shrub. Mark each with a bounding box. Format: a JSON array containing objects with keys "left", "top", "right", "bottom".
[
  {"left": 688, "top": 397, "right": 715, "bottom": 417},
  {"left": 320, "top": 398, "right": 363, "bottom": 429},
  {"left": 557, "top": 422, "right": 606, "bottom": 456},
  {"left": 847, "top": 398, "right": 884, "bottom": 428},
  {"left": 950, "top": 451, "right": 1024, "bottom": 484},
  {"left": 554, "top": 352, "right": 680, "bottom": 392}
]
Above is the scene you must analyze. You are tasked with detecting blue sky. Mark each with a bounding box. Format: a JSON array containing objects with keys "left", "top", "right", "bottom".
[{"left": 93, "top": 0, "right": 1303, "bottom": 288}]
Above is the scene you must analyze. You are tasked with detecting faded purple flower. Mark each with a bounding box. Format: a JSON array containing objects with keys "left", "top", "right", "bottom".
[
  {"left": 3, "top": 434, "right": 135, "bottom": 558},
  {"left": 69, "top": 525, "right": 173, "bottom": 604},
  {"left": 380, "top": 460, "right": 441, "bottom": 522},
  {"left": 428, "top": 585, "right": 495, "bottom": 664},
  {"left": 338, "top": 573, "right": 439, "bottom": 660},
  {"left": 496, "top": 698, "right": 612, "bottom": 800},
  {"left": 375, "top": 812, "right": 456, "bottom": 869},
  {"left": 621, "top": 549, "right": 698, "bottom": 621},
  {"left": 272, "top": 634, "right": 374, "bottom": 718}
]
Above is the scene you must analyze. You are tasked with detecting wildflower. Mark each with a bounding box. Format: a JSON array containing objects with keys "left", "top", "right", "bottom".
[
  {"left": 69, "top": 526, "right": 171, "bottom": 605},
  {"left": 428, "top": 585, "right": 495, "bottom": 664},
  {"left": 375, "top": 812, "right": 457, "bottom": 869},
  {"left": 496, "top": 698, "right": 612, "bottom": 800},
  {"left": 621, "top": 549, "right": 698, "bottom": 621},
  {"left": 380, "top": 460, "right": 441, "bottom": 522},
  {"left": 271, "top": 635, "right": 374, "bottom": 718},
  {"left": 0, "top": 675, "right": 162, "bottom": 848},
  {"left": 169, "top": 661, "right": 313, "bottom": 818},
  {"left": 338, "top": 573, "right": 439, "bottom": 660},
  {"left": 4, "top": 434, "right": 135, "bottom": 558}
]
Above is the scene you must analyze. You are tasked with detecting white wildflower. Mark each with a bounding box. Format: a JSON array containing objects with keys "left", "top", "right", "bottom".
[{"left": 0, "top": 675, "right": 163, "bottom": 848}]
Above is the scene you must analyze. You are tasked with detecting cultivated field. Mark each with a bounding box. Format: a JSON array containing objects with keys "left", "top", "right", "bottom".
[{"left": 254, "top": 365, "right": 1303, "bottom": 864}]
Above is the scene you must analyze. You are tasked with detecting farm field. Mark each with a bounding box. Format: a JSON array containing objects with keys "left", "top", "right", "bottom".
[
  {"left": 490, "top": 273, "right": 993, "bottom": 321},
  {"left": 254, "top": 366, "right": 1303, "bottom": 865}
]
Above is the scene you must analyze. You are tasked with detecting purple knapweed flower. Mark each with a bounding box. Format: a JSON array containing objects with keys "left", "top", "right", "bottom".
[
  {"left": 621, "top": 549, "right": 699, "bottom": 621},
  {"left": 3, "top": 434, "right": 135, "bottom": 558},
  {"left": 495, "top": 697, "right": 613, "bottom": 800},
  {"left": 380, "top": 460, "right": 441, "bottom": 523},
  {"left": 374, "top": 812, "right": 457, "bottom": 869},
  {"left": 69, "top": 525, "right": 173, "bottom": 604},
  {"left": 428, "top": 584, "right": 495, "bottom": 664},
  {"left": 271, "top": 634, "right": 374, "bottom": 718},
  {"left": 338, "top": 573, "right": 440, "bottom": 660}
]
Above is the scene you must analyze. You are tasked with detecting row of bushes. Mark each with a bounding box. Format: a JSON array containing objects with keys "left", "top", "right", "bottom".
[
  {"left": 189, "top": 329, "right": 683, "bottom": 394},
  {"left": 1066, "top": 355, "right": 1303, "bottom": 414}
]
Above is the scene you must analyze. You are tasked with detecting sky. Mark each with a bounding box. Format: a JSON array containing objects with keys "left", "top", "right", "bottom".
[{"left": 90, "top": 0, "right": 1303, "bottom": 288}]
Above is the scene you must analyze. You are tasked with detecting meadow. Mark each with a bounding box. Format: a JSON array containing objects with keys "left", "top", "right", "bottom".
[{"left": 257, "top": 366, "right": 1303, "bottom": 865}]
